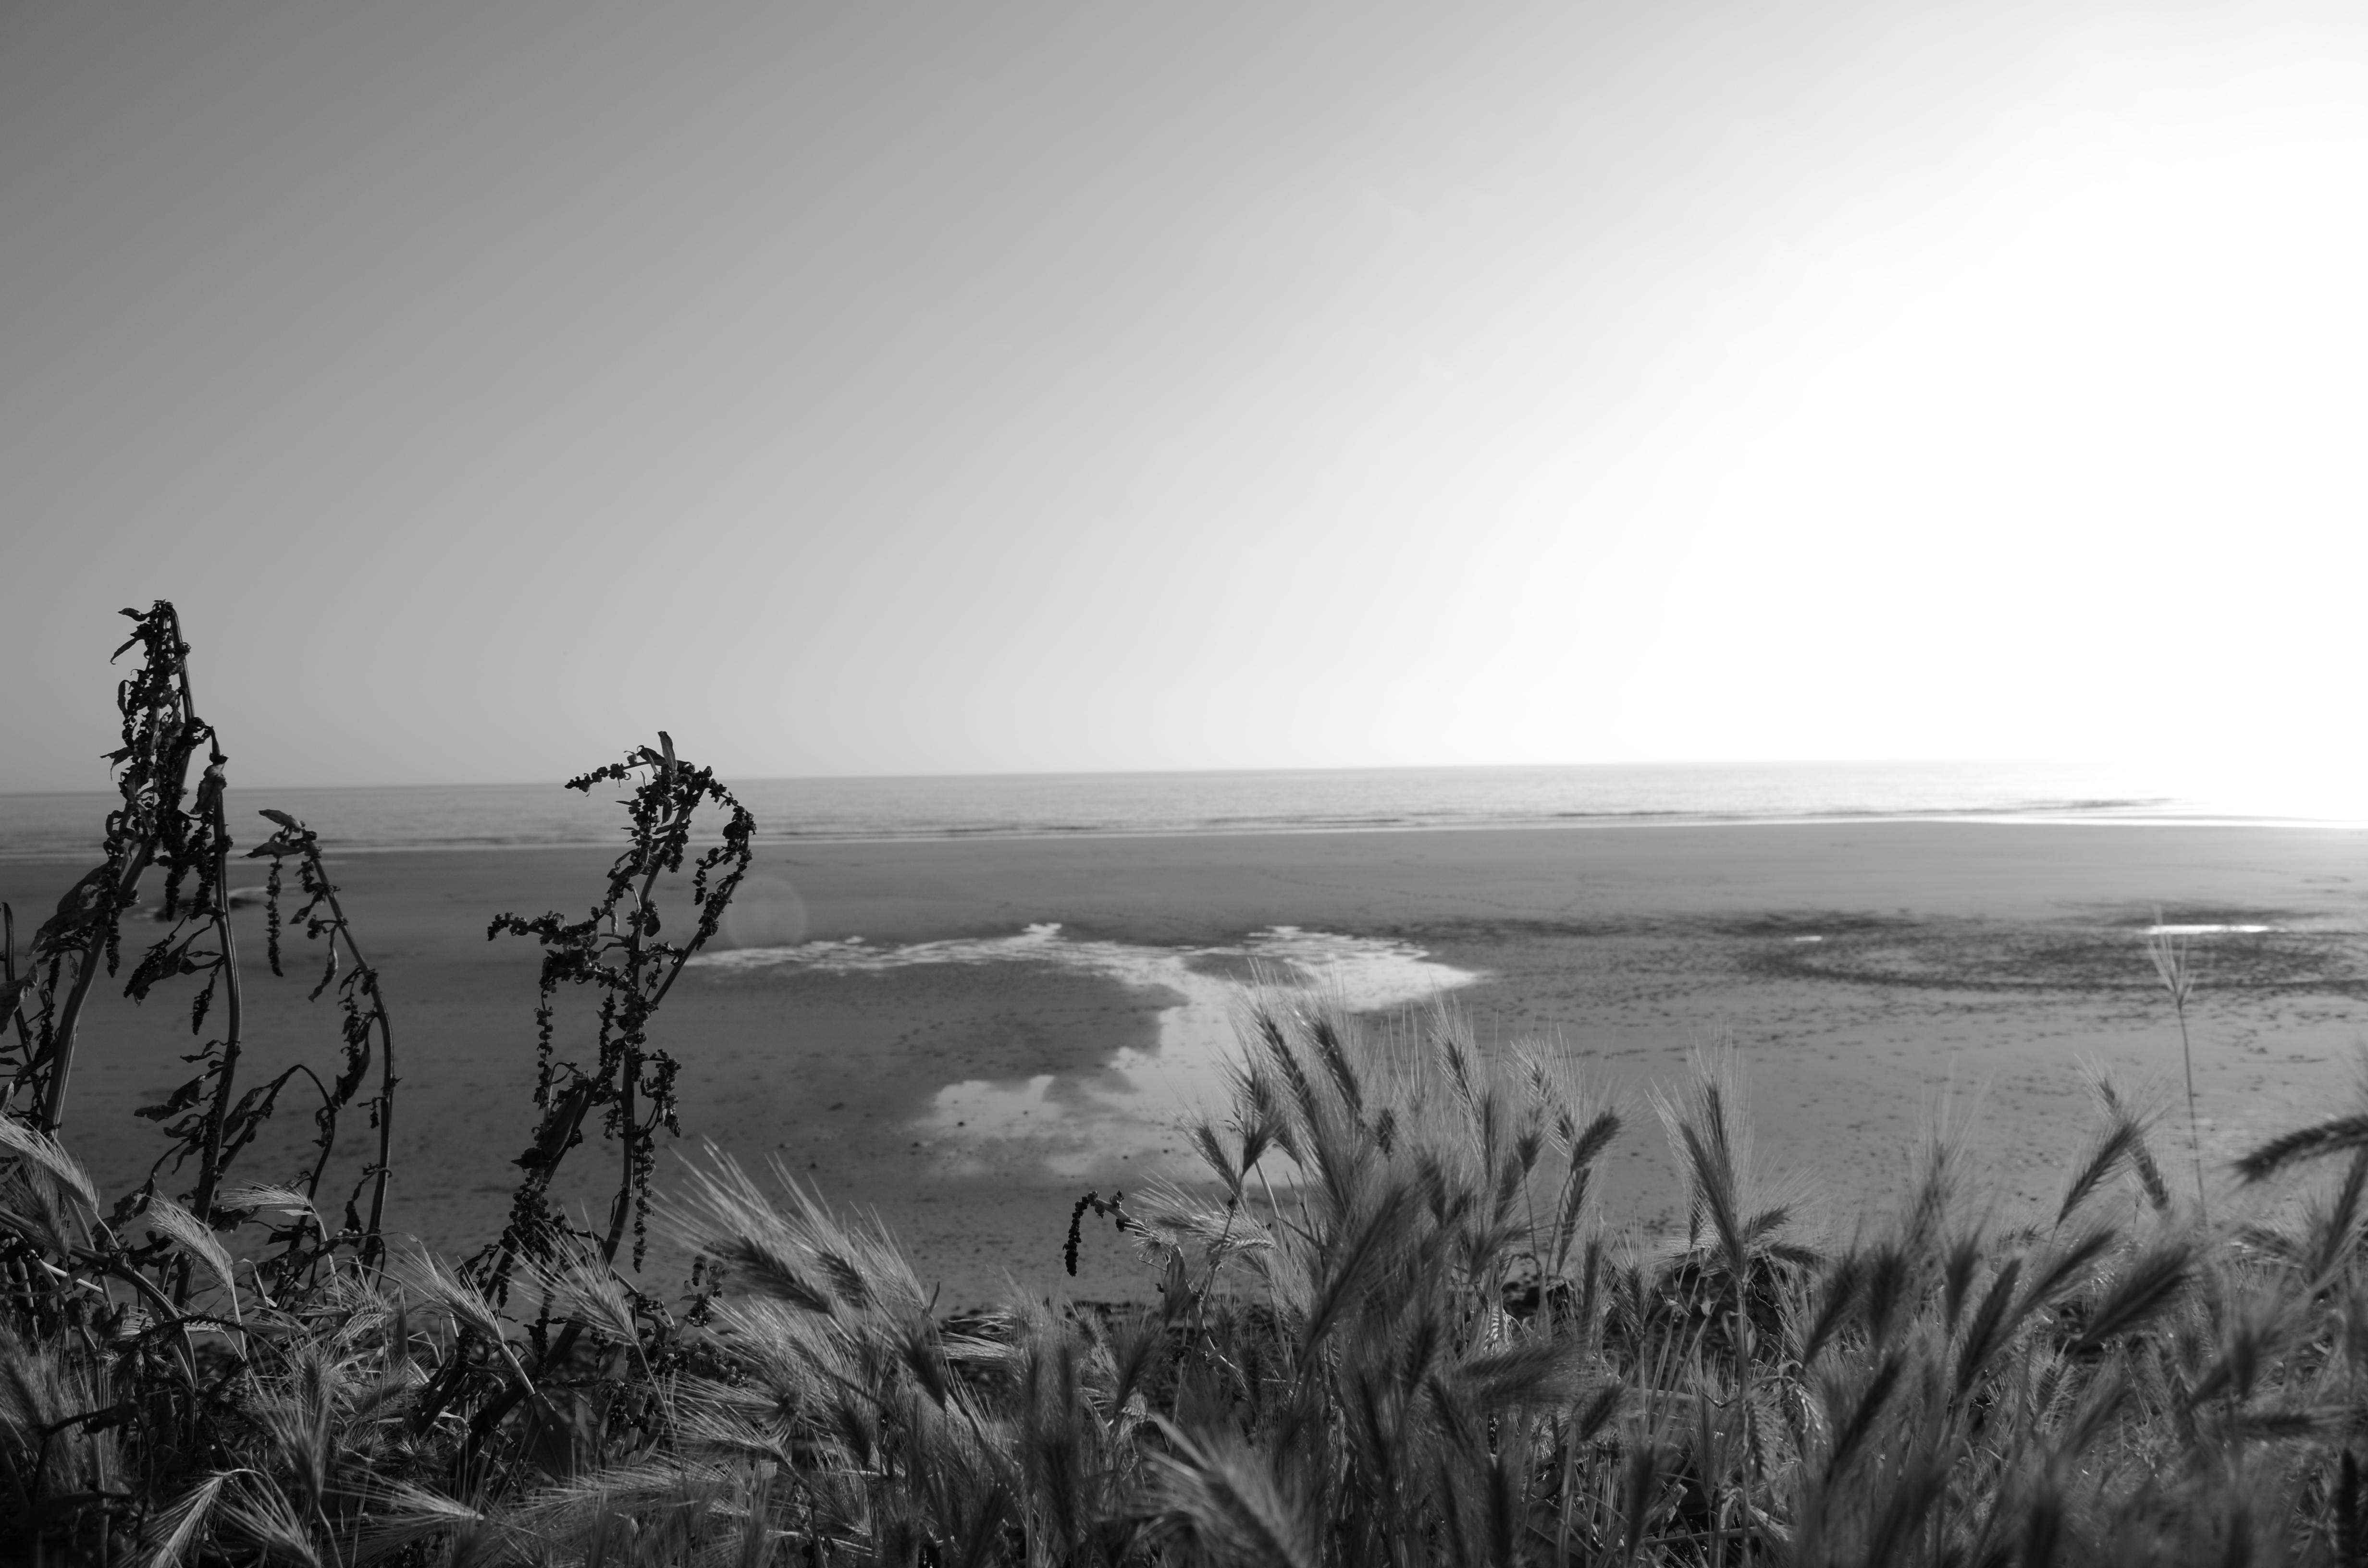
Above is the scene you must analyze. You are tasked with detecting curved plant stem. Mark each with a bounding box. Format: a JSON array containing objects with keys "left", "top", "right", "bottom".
[
  {"left": 305, "top": 867, "right": 398, "bottom": 1267},
  {"left": 185, "top": 794, "right": 244, "bottom": 1233}
]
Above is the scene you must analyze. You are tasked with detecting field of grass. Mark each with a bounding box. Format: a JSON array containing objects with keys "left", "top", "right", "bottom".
[{"left": 9, "top": 606, "right": 2368, "bottom": 1567}]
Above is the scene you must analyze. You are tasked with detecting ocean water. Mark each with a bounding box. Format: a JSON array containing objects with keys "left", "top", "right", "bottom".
[{"left": 0, "top": 758, "right": 2342, "bottom": 862}]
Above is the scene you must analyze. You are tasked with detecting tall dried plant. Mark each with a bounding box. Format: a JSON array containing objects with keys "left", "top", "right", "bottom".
[
  {"left": 2146, "top": 916, "right": 2208, "bottom": 1223},
  {"left": 248, "top": 809, "right": 401, "bottom": 1270},
  {"left": 478, "top": 735, "right": 755, "bottom": 1283}
]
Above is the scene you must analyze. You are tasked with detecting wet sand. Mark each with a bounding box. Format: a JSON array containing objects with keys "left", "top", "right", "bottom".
[{"left": 7, "top": 821, "right": 2368, "bottom": 1307}]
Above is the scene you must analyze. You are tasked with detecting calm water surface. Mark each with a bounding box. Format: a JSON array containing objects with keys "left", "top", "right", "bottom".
[{"left": 0, "top": 759, "right": 2309, "bottom": 861}]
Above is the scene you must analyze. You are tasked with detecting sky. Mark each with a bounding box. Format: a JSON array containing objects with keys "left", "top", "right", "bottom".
[{"left": 4, "top": 2, "right": 2366, "bottom": 800}]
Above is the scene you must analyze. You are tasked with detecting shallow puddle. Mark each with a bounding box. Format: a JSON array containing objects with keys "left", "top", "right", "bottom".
[{"left": 693, "top": 924, "right": 1485, "bottom": 1176}]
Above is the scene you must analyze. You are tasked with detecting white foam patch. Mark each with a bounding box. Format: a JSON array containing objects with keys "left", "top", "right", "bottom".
[
  {"left": 693, "top": 924, "right": 1485, "bottom": 1176},
  {"left": 2146, "top": 924, "right": 2273, "bottom": 935}
]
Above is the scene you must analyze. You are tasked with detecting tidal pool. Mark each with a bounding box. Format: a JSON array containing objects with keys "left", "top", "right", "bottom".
[{"left": 693, "top": 924, "right": 1485, "bottom": 1176}]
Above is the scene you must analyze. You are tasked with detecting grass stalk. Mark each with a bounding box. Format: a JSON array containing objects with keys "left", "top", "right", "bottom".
[{"left": 2148, "top": 923, "right": 2209, "bottom": 1225}]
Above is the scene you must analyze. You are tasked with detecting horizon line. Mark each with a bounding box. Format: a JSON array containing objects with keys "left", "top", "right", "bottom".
[{"left": 0, "top": 756, "right": 2158, "bottom": 798}]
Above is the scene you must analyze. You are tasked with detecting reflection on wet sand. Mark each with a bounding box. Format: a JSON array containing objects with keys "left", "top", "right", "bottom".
[{"left": 693, "top": 924, "right": 1484, "bottom": 1176}]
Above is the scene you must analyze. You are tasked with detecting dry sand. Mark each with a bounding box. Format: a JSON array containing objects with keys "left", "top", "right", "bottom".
[{"left": 8, "top": 821, "right": 2368, "bottom": 1307}]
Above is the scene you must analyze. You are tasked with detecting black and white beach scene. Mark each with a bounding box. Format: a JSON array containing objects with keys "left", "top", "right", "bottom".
[{"left": 6, "top": 6, "right": 2368, "bottom": 1562}]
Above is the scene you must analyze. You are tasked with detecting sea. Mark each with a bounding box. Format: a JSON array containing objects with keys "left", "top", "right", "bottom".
[{"left": 0, "top": 759, "right": 2356, "bottom": 862}]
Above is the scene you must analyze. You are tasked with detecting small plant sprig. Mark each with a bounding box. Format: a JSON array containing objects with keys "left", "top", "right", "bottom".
[
  {"left": 1064, "top": 1188, "right": 1139, "bottom": 1277},
  {"left": 482, "top": 734, "right": 755, "bottom": 1282}
]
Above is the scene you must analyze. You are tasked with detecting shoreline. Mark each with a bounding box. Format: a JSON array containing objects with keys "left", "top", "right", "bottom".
[{"left": 6, "top": 820, "right": 2367, "bottom": 1306}]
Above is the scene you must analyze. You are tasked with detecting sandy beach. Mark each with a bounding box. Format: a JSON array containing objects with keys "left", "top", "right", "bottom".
[{"left": 8, "top": 820, "right": 2368, "bottom": 1307}]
